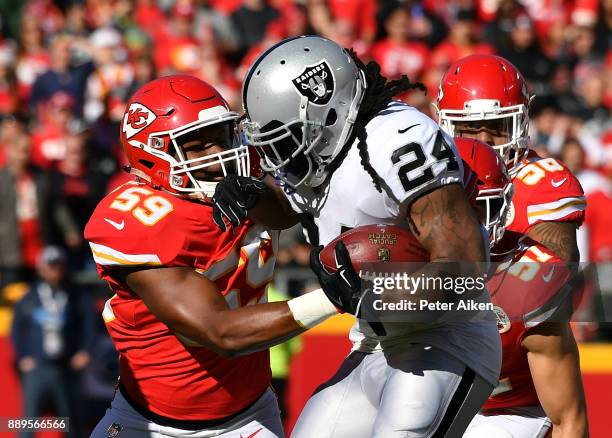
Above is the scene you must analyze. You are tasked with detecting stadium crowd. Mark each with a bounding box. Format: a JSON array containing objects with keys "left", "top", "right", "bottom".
[{"left": 0, "top": 0, "right": 610, "bottom": 434}]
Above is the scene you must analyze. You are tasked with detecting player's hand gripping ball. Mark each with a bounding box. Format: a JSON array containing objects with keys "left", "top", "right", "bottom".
[{"left": 311, "top": 224, "right": 428, "bottom": 315}]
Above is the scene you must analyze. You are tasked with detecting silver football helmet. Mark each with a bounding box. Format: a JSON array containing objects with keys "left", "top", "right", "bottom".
[{"left": 242, "top": 35, "right": 366, "bottom": 188}]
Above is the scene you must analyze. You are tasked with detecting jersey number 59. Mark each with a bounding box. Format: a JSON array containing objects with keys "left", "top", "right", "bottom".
[{"left": 110, "top": 186, "right": 173, "bottom": 226}]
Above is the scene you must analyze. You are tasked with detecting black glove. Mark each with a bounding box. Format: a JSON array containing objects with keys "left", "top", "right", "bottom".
[
  {"left": 212, "top": 175, "right": 267, "bottom": 231},
  {"left": 310, "top": 241, "right": 363, "bottom": 315}
]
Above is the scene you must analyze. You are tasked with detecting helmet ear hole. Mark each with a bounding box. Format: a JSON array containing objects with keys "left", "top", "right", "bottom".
[
  {"left": 325, "top": 109, "right": 338, "bottom": 126},
  {"left": 139, "top": 159, "right": 155, "bottom": 169}
]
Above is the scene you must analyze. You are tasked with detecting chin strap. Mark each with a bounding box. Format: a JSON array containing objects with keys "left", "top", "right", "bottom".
[
  {"left": 507, "top": 145, "right": 530, "bottom": 177},
  {"left": 125, "top": 166, "right": 154, "bottom": 185}
]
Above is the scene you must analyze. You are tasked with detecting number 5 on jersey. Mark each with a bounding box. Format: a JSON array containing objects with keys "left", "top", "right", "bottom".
[{"left": 110, "top": 186, "right": 173, "bottom": 226}]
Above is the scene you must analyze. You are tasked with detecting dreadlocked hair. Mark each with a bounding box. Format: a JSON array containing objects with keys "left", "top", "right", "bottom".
[{"left": 347, "top": 49, "right": 427, "bottom": 193}]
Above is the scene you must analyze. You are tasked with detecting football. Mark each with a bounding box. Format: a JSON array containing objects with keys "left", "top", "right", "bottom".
[{"left": 318, "top": 224, "right": 429, "bottom": 273}]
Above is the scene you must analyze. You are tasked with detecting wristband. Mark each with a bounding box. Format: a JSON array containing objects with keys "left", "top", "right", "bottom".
[{"left": 287, "top": 288, "right": 339, "bottom": 329}]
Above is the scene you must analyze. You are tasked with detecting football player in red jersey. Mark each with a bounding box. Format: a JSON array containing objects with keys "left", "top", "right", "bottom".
[
  {"left": 85, "top": 75, "right": 340, "bottom": 438},
  {"left": 456, "top": 137, "right": 588, "bottom": 438},
  {"left": 436, "top": 54, "right": 586, "bottom": 264}
]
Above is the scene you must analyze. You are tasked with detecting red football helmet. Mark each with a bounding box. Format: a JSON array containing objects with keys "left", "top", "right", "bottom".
[
  {"left": 456, "top": 137, "right": 513, "bottom": 246},
  {"left": 120, "top": 75, "right": 249, "bottom": 197},
  {"left": 437, "top": 55, "right": 531, "bottom": 175}
]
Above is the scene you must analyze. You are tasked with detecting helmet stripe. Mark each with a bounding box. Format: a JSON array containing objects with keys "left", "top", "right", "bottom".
[{"left": 242, "top": 35, "right": 310, "bottom": 117}]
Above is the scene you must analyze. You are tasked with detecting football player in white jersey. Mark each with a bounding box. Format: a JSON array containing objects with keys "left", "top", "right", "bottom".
[{"left": 212, "top": 36, "right": 501, "bottom": 437}]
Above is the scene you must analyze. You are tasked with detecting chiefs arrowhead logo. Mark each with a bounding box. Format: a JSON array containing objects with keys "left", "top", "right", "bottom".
[
  {"left": 122, "top": 103, "right": 157, "bottom": 139},
  {"left": 291, "top": 59, "right": 335, "bottom": 106},
  {"left": 127, "top": 108, "right": 149, "bottom": 129}
]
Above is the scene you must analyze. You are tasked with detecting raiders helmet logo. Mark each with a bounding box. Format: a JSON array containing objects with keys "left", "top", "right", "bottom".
[
  {"left": 122, "top": 103, "right": 157, "bottom": 139},
  {"left": 292, "top": 60, "right": 335, "bottom": 106}
]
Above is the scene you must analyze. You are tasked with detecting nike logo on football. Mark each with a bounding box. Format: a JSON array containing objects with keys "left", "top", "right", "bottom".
[
  {"left": 542, "top": 265, "right": 556, "bottom": 283},
  {"left": 398, "top": 124, "right": 420, "bottom": 134},
  {"left": 104, "top": 218, "right": 125, "bottom": 230},
  {"left": 241, "top": 428, "right": 263, "bottom": 438},
  {"left": 551, "top": 177, "right": 567, "bottom": 188}
]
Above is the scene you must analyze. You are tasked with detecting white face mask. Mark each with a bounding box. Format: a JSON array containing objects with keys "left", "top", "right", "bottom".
[
  {"left": 135, "top": 110, "right": 250, "bottom": 197},
  {"left": 438, "top": 99, "right": 530, "bottom": 175}
]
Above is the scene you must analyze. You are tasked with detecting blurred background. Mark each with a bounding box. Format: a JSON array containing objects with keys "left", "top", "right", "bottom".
[{"left": 0, "top": 0, "right": 610, "bottom": 436}]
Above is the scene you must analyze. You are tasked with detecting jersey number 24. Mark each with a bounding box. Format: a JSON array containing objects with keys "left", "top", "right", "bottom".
[{"left": 391, "top": 131, "right": 459, "bottom": 192}]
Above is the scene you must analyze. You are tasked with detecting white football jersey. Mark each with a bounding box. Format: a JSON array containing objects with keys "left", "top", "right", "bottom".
[
  {"left": 287, "top": 102, "right": 462, "bottom": 244},
  {"left": 285, "top": 101, "right": 501, "bottom": 386}
]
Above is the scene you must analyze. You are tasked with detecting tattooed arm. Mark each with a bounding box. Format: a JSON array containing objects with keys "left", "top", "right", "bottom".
[
  {"left": 527, "top": 222, "right": 580, "bottom": 263},
  {"left": 407, "top": 183, "right": 486, "bottom": 263},
  {"left": 370, "top": 183, "right": 488, "bottom": 311}
]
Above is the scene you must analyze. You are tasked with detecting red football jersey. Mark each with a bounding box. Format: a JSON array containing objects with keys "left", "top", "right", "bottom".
[
  {"left": 84, "top": 182, "right": 277, "bottom": 421},
  {"left": 501, "top": 151, "right": 586, "bottom": 251},
  {"left": 484, "top": 241, "right": 572, "bottom": 410}
]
